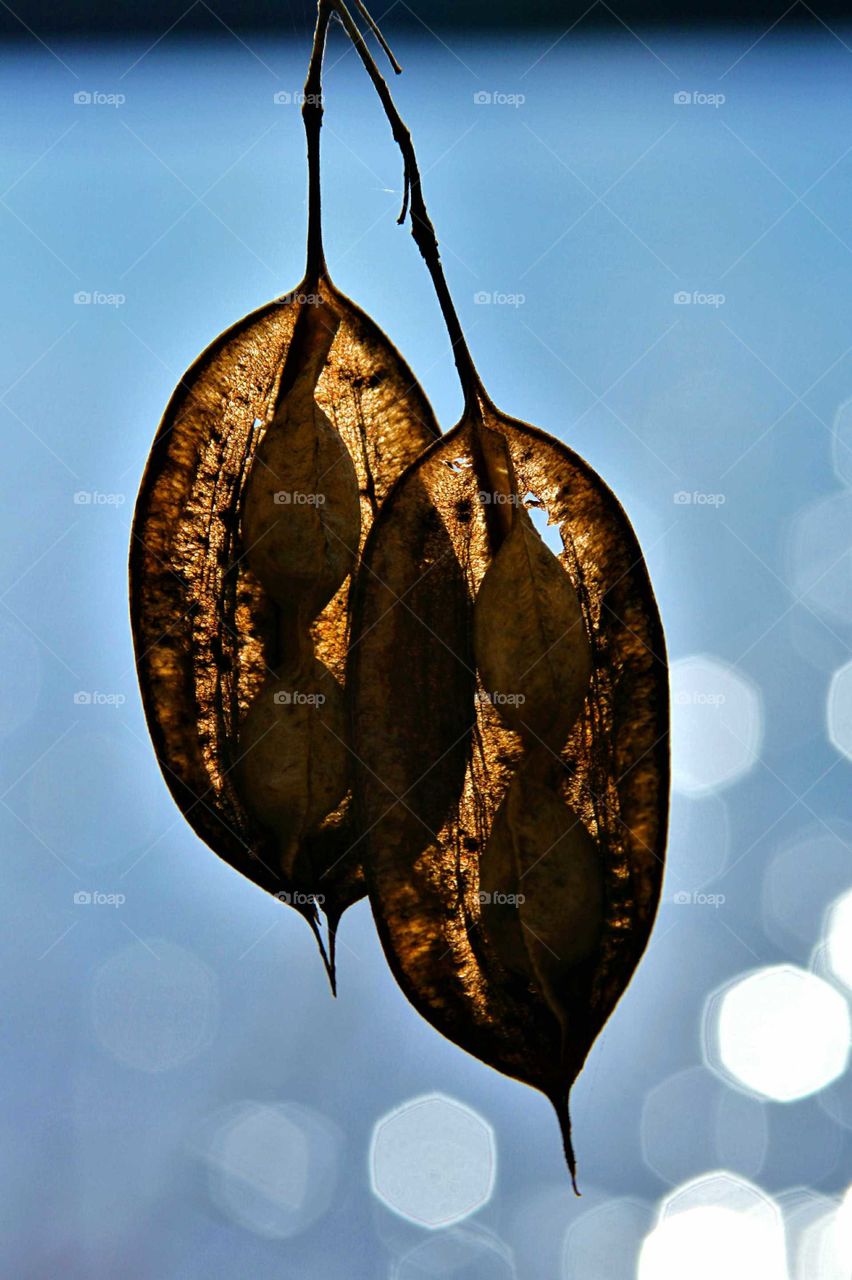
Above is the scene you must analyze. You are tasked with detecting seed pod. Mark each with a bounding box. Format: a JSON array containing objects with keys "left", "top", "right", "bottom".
[
  {"left": 348, "top": 406, "right": 668, "bottom": 1183},
  {"left": 479, "top": 762, "right": 605, "bottom": 1008},
  {"left": 237, "top": 660, "right": 349, "bottom": 870},
  {"left": 240, "top": 307, "right": 361, "bottom": 626},
  {"left": 129, "top": 276, "right": 440, "bottom": 962},
  {"left": 472, "top": 426, "right": 592, "bottom": 747}
]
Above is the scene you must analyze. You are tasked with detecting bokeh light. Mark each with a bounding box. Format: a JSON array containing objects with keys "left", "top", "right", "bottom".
[
  {"left": 670, "top": 655, "right": 762, "bottom": 795},
  {"left": 561, "top": 1196, "right": 652, "bottom": 1280},
  {"left": 825, "top": 889, "right": 852, "bottom": 991},
  {"left": 640, "top": 1066, "right": 767, "bottom": 1186},
  {"left": 370, "top": 1094, "right": 495, "bottom": 1229},
  {"left": 91, "top": 938, "right": 218, "bottom": 1072},
  {"left": 392, "top": 1224, "right": 516, "bottom": 1278},
  {"left": 637, "top": 1172, "right": 788, "bottom": 1280},
  {"left": 827, "top": 661, "right": 852, "bottom": 760},
  {"left": 26, "top": 729, "right": 164, "bottom": 868},
  {"left": 788, "top": 492, "right": 852, "bottom": 628},
  {"left": 831, "top": 398, "right": 852, "bottom": 489},
  {"left": 795, "top": 1187, "right": 852, "bottom": 1280},
  {"left": 762, "top": 824, "right": 852, "bottom": 952},
  {"left": 203, "top": 1100, "right": 342, "bottom": 1240},
  {"left": 704, "top": 965, "right": 850, "bottom": 1101}
]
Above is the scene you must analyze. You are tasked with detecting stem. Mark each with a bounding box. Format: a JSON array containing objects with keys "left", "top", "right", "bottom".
[
  {"left": 328, "top": 0, "right": 489, "bottom": 416},
  {"left": 303, "top": 0, "right": 332, "bottom": 283}
]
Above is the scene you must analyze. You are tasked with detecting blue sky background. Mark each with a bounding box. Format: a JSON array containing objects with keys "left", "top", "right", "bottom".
[{"left": 1, "top": 19, "right": 851, "bottom": 1278}]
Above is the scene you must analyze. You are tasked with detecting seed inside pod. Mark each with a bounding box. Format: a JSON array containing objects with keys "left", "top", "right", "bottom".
[
  {"left": 237, "top": 660, "right": 349, "bottom": 876},
  {"left": 479, "top": 767, "right": 605, "bottom": 996},
  {"left": 240, "top": 308, "right": 361, "bottom": 627}
]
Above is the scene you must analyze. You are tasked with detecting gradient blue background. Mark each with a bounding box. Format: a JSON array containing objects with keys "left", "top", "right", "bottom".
[{"left": 1, "top": 19, "right": 851, "bottom": 1277}]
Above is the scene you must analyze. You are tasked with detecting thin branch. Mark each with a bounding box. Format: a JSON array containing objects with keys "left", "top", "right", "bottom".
[
  {"left": 303, "top": 0, "right": 333, "bottom": 281},
  {"left": 352, "top": 0, "right": 402, "bottom": 74},
  {"left": 328, "top": 0, "right": 488, "bottom": 414}
]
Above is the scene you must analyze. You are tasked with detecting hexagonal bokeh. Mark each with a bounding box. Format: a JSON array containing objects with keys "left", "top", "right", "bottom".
[
  {"left": 203, "top": 1100, "right": 342, "bottom": 1239},
  {"left": 704, "top": 965, "right": 851, "bottom": 1102},
  {"left": 788, "top": 492, "right": 852, "bottom": 627},
  {"left": 370, "top": 1094, "right": 496, "bottom": 1229},
  {"left": 637, "top": 1172, "right": 788, "bottom": 1280},
  {"left": 392, "top": 1224, "right": 516, "bottom": 1279},
  {"left": 831, "top": 397, "right": 852, "bottom": 488},
  {"left": 825, "top": 889, "right": 852, "bottom": 991},
  {"left": 90, "top": 939, "right": 218, "bottom": 1073},
  {"left": 793, "top": 1186, "right": 852, "bottom": 1280},
  {"left": 827, "top": 661, "right": 852, "bottom": 760},
  {"left": 762, "top": 823, "right": 852, "bottom": 952},
  {"left": 670, "top": 655, "right": 762, "bottom": 795},
  {"left": 640, "top": 1066, "right": 767, "bottom": 1187},
  {"left": 562, "top": 1197, "right": 653, "bottom": 1280}
]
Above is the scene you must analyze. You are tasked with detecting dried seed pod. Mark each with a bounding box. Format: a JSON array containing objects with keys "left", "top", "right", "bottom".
[
  {"left": 237, "top": 660, "right": 349, "bottom": 870},
  {"left": 348, "top": 407, "right": 668, "bottom": 1182},
  {"left": 129, "top": 275, "right": 440, "bottom": 964},
  {"left": 472, "top": 426, "right": 592, "bottom": 747},
  {"left": 240, "top": 307, "right": 361, "bottom": 625},
  {"left": 479, "top": 763, "right": 605, "bottom": 1004}
]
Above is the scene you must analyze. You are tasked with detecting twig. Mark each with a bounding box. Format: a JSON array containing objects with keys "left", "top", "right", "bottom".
[
  {"left": 327, "top": 0, "right": 488, "bottom": 415},
  {"left": 303, "top": 0, "right": 332, "bottom": 282}
]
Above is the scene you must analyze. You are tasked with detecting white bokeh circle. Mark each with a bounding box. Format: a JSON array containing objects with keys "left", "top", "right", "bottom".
[
  {"left": 704, "top": 965, "right": 850, "bottom": 1102},
  {"left": 827, "top": 660, "right": 852, "bottom": 760},
  {"left": 670, "top": 655, "right": 762, "bottom": 795},
  {"left": 638, "top": 1172, "right": 788, "bottom": 1280},
  {"left": 370, "top": 1094, "right": 495, "bottom": 1229}
]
